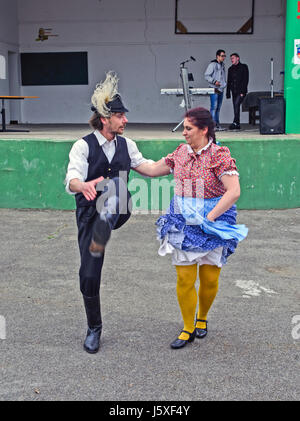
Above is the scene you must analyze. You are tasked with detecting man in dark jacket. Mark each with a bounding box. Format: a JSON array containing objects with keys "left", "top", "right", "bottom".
[{"left": 226, "top": 53, "right": 249, "bottom": 130}]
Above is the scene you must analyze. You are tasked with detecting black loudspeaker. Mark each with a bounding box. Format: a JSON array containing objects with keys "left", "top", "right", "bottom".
[{"left": 259, "top": 97, "right": 285, "bottom": 134}]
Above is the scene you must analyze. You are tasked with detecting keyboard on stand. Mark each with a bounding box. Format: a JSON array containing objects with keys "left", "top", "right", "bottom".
[{"left": 160, "top": 87, "right": 215, "bottom": 96}]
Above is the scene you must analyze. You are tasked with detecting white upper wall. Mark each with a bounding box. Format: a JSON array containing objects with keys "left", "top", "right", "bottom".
[
  {"left": 0, "top": 0, "right": 19, "bottom": 46},
  {"left": 14, "top": 0, "right": 286, "bottom": 123},
  {"left": 0, "top": 0, "right": 19, "bottom": 93}
]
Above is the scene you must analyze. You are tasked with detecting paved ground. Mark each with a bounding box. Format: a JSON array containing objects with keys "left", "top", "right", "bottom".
[{"left": 0, "top": 208, "right": 300, "bottom": 402}]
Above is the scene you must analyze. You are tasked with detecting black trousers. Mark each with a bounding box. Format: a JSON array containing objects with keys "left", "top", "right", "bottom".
[
  {"left": 232, "top": 94, "right": 244, "bottom": 124},
  {"left": 76, "top": 177, "right": 131, "bottom": 297}
]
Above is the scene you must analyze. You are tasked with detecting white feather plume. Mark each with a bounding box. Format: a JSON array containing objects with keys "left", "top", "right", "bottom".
[{"left": 91, "top": 71, "right": 119, "bottom": 117}]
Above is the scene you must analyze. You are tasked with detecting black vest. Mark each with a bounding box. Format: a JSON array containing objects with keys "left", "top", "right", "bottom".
[{"left": 75, "top": 132, "right": 131, "bottom": 208}]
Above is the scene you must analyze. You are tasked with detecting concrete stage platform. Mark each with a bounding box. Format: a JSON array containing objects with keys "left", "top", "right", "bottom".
[
  {"left": 0, "top": 123, "right": 300, "bottom": 211},
  {"left": 0, "top": 122, "right": 299, "bottom": 141}
]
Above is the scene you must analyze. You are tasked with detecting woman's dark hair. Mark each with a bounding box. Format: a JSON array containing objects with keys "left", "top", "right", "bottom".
[
  {"left": 89, "top": 112, "right": 103, "bottom": 130},
  {"left": 184, "top": 107, "right": 216, "bottom": 143}
]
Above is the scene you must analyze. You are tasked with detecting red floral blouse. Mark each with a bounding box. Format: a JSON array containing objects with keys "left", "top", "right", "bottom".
[{"left": 164, "top": 141, "right": 239, "bottom": 199}]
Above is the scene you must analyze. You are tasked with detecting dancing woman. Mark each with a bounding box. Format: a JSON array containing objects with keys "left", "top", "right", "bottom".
[{"left": 138, "top": 107, "right": 247, "bottom": 349}]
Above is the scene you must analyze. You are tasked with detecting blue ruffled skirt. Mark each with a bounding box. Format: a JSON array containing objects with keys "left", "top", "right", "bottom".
[{"left": 156, "top": 196, "right": 248, "bottom": 265}]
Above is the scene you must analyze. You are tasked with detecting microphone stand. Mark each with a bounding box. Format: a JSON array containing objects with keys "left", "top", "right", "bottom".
[
  {"left": 172, "top": 57, "right": 196, "bottom": 132},
  {"left": 270, "top": 58, "right": 274, "bottom": 99}
]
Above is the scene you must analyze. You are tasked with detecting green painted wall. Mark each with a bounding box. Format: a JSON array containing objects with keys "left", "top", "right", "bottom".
[
  {"left": 0, "top": 137, "right": 299, "bottom": 210},
  {"left": 284, "top": 0, "right": 300, "bottom": 134},
  {"left": 0, "top": 139, "right": 73, "bottom": 210}
]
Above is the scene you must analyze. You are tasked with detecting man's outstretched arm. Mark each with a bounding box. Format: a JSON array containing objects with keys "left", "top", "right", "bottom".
[{"left": 133, "top": 159, "right": 171, "bottom": 177}]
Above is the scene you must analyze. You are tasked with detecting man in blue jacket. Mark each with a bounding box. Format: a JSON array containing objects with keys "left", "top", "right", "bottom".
[{"left": 204, "top": 49, "right": 227, "bottom": 131}]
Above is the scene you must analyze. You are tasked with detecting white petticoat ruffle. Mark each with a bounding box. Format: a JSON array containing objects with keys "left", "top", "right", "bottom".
[{"left": 158, "top": 235, "right": 223, "bottom": 267}]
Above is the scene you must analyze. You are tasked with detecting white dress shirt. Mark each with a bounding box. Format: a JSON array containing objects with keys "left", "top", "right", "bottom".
[{"left": 65, "top": 130, "right": 150, "bottom": 194}]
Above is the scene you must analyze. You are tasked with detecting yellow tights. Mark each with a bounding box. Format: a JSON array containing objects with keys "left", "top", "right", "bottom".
[
  {"left": 175, "top": 264, "right": 221, "bottom": 340},
  {"left": 196, "top": 264, "right": 221, "bottom": 329}
]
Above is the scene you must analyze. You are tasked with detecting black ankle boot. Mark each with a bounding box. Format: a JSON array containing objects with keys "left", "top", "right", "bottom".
[{"left": 82, "top": 295, "right": 102, "bottom": 353}]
